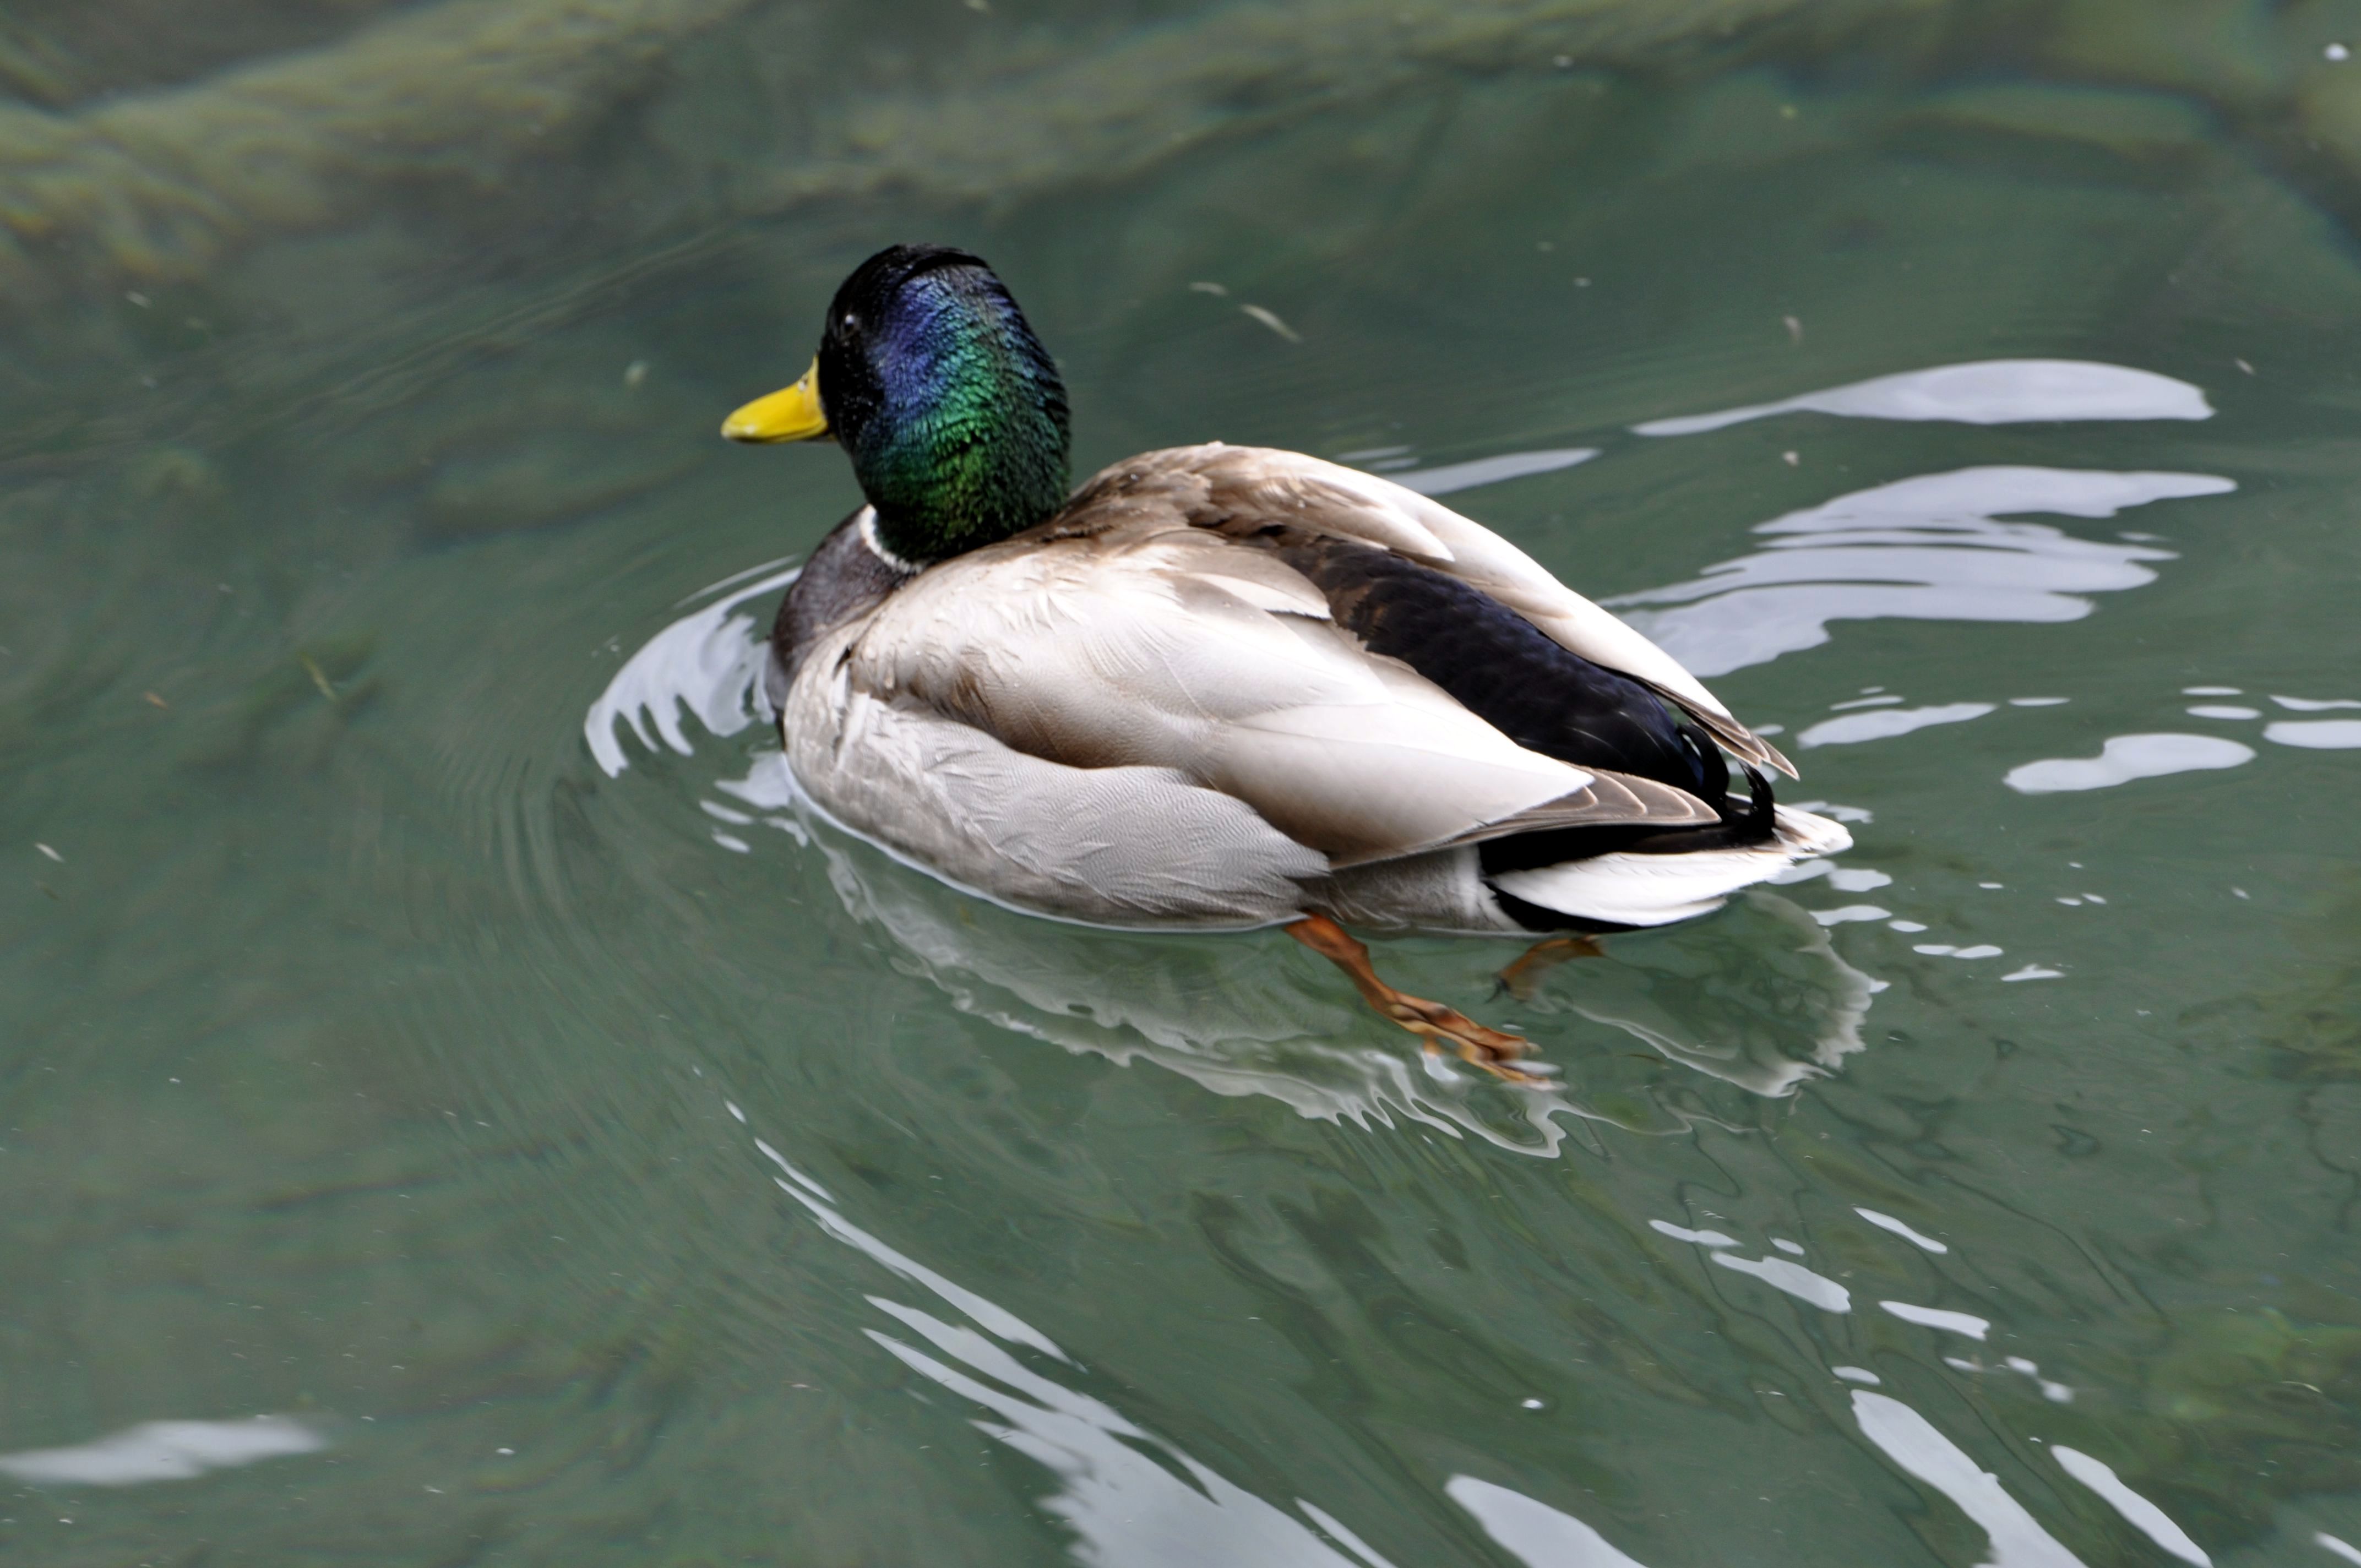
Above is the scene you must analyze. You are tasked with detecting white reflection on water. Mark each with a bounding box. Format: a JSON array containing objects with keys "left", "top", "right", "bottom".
[
  {"left": 1631, "top": 359, "right": 2210, "bottom": 437},
  {"left": 1608, "top": 466, "right": 2223, "bottom": 678},
  {"left": 1291, "top": 1501, "right": 1403, "bottom": 1568},
  {"left": 2004, "top": 733, "right": 2254, "bottom": 793},
  {"left": 778, "top": 1177, "right": 1071, "bottom": 1363},
  {"left": 1854, "top": 1207, "right": 1947, "bottom": 1253},
  {"left": 1386, "top": 448, "right": 1597, "bottom": 496},
  {"left": 2000, "top": 1357, "right": 2075, "bottom": 1406},
  {"left": 1849, "top": 1393, "right": 2088, "bottom": 1568},
  {"left": 1879, "top": 1300, "right": 1990, "bottom": 1340},
  {"left": 1445, "top": 1476, "right": 1652, "bottom": 1567},
  {"left": 866, "top": 1300, "right": 1369, "bottom": 1568},
  {"left": 584, "top": 562, "right": 795, "bottom": 776},
  {"left": 1649, "top": 1219, "right": 1737, "bottom": 1248},
  {"left": 2050, "top": 1446, "right": 2211, "bottom": 1567},
  {"left": 1772, "top": 860, "right": 1890, "bottom": 891},
  {"left": 733, "top": 1104, "right": 1384, "bottom": 1568},
  {"left": 1710, "top": 1250, "right": 1851, "bottom": 1313},
  {"left": 1798, "top": 701, "right": 1995, "bottom": 749},
  {"left": 2266, "top": 719, "right": 2361, "bottom": 749},
  {"left": 0, "top": 1416, "right": 325, "bottom": 1486}
]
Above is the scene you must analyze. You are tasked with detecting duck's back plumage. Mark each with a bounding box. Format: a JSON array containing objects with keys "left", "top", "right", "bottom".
[{"left": 774, "top": 443, "right": 1843, "bottom": 933}]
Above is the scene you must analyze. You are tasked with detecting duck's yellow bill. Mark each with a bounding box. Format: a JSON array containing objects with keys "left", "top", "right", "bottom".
[{"left": 722, "top": 360, "right": 829, "bottom": 442}]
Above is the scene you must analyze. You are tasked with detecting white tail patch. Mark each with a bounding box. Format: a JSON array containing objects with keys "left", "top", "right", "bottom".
[{"left": 1488, "top": 807, "right": 1851, "bottom": 927}]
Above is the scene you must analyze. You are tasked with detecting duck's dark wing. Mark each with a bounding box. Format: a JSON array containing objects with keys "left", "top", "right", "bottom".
[{"left": 1248, "top": 526, "right": 1733, "bottom": 808}]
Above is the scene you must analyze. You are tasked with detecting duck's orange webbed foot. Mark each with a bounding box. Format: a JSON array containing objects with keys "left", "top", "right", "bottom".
[
  {"left": 1285, "top": 913, "right": 1546, "bottom": 1084},
  {"left": 1494, "top": 934, "right": 1605, "bottom": 1001}
]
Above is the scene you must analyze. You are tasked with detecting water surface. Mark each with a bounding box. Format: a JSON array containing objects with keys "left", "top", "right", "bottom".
[{"left": 6, "top": 3, "right": 2361, "bottom": 1563}]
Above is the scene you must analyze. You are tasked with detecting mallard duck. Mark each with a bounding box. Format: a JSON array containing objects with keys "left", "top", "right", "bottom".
[{"left": 723, "top": 244, "right": 1848, "bottom": 1079}]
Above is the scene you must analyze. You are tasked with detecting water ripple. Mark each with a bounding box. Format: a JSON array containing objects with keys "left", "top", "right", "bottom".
[
  {"left": 1608, "top": 466, "right": 2223, "bottom": 678},
  {"left": 1631, "top": 358, "right": 2210, "bottom": 437}
]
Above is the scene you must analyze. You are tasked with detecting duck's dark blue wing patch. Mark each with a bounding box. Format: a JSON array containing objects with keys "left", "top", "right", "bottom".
[{"left": 1259, "top": 529, "right": 1730, "bottom": 805}]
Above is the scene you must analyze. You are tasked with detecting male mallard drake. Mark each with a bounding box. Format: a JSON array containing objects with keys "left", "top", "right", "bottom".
[{"left": 724, "top": 244, "right": 1848, "bottom": 1079}]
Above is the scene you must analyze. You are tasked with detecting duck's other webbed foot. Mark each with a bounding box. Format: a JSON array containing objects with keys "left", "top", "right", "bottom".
[
  {"left": 1494, "top": 934, "right": 1605, "bottom": 1001},
  {"left": 1285, "top": 913, "right": 1546, "bottom": 1084}
]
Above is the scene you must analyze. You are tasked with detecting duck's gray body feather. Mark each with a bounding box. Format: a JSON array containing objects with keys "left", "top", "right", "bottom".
[{"left": 773, "top": 445, "right": 1844, "bottom": 933}]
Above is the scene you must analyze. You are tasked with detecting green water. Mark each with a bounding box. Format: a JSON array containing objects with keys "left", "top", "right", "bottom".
[{"left": 7, "top": 3, "right": 2361, "bottom": 1563}]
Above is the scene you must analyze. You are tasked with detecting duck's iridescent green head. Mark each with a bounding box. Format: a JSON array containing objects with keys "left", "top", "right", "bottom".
[{"left": 723, "top": 244, "right": 1071, "bottom": 567}]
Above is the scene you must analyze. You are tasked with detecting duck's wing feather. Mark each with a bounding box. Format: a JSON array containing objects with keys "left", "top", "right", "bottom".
[
  {"left": 1083, "top": 444, "right": 1794, "bottom": 778},
  {"left": 835, "top": 507, "right": 1718, "bottom": 870}
]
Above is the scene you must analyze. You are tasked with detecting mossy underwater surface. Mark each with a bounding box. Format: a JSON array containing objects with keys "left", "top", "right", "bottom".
[{"left": 8, "top": 0, "right": 2361, "bottom": 1562}]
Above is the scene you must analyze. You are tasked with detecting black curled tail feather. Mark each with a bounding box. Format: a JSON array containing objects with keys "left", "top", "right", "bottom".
[
  {"left": 1607, "top": 759, "right": 1776, "bottom": 856},
  {"left": 1737, "top": 761, "right": 1775, "bottom": 840}
]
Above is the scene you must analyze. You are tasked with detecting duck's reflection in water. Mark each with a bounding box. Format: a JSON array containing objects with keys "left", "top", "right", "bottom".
[
  {"left": 720, "top": 754, "right": 1878, "bottom": 1147},
  {"left": 1502, "top": 891, "right": 1876, "bottom": 1099}
]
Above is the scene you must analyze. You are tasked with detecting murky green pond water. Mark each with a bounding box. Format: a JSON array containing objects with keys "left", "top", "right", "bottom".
[{"left": 7, "top": 2, "right": 2361, "bottom": 1563}]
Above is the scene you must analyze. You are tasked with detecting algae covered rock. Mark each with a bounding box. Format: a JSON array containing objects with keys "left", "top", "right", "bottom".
[{"left": 0, "top": 0, "right": 758, "bottom": 293}]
